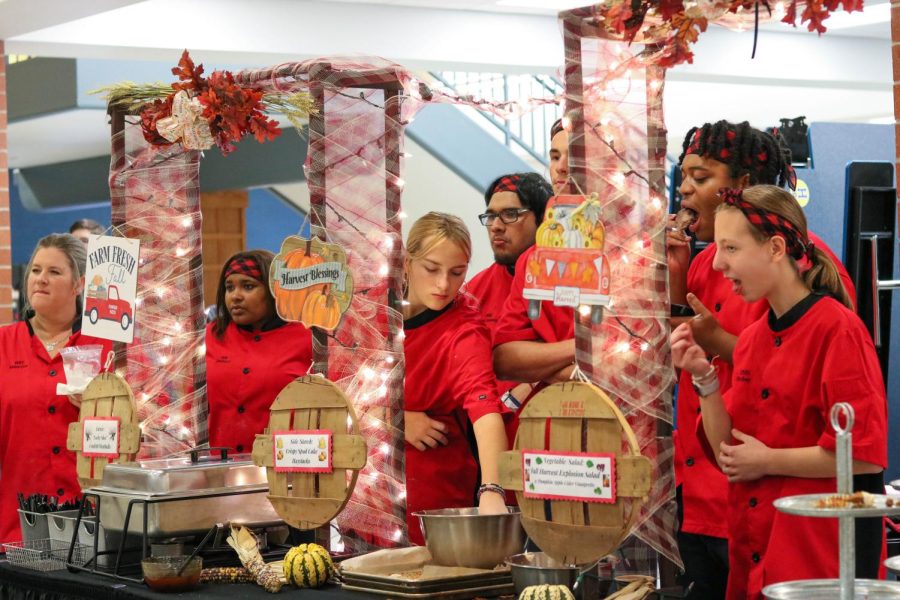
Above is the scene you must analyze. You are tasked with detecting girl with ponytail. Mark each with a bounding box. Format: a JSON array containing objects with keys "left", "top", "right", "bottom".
[{"left": 670, "top": 185, "right": 887, "bottom": 600}]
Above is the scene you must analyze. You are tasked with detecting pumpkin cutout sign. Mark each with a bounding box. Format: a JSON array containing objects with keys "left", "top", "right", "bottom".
[{"left": 270, "top": 236, "right": 353, "bottom": 331}]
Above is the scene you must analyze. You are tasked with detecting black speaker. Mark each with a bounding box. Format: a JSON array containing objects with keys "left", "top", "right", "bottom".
[
  {"left": 845, "top": 162, "right": 895, "bottom": 383},
  {"left": 769, "top": 116, "right": 810, "bottom": 166}
]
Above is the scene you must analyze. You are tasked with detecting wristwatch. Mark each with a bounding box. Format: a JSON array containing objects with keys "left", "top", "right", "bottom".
[{"left": 671, "top": 304, "right": 695, "bottom": 318}]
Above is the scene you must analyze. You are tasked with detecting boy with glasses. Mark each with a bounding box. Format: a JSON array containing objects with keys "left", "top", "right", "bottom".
[{"left": 465, "top": 173, "right": 553, "bottom": 414}]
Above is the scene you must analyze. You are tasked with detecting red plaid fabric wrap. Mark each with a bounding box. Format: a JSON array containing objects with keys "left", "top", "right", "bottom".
[
  {"left": 109, "top": 116, "right": 207, "bottom": 458},
  {"left": 720, "top": 187, "right": 815, "bottom": 263},
  {"left": 491, "top": 175, "right": 521, "bottom": 195},
  {"left": 559, "top": 6, "right": 680, "bottom": 569},
  {"left": 224, "top": 257, "right": 264, "bottom": 282}
]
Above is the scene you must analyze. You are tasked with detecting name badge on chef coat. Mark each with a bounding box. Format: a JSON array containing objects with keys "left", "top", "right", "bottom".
[
  {"left": 82, "top": 416, "right": 121, "bottom": 459},
  {"left": 273, "top": 430, "right": 333, "bottom": 473},
  {"left": 522, "top": 449, "right": 616, "bottom": 503}
]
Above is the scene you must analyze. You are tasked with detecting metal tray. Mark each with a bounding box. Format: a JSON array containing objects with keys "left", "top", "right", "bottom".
[
  {"left": 883, "top": 555, "right": 900, "bottom": 576},
  {"left": 763, "top": 578, "right": 900, "bottom": 599},
  {"left": 773, "top": 494, "right": 900, "bottom": 518},
  {"left": 341, "top": 568, "right": 511, "bottom": 594},
  {"left": 87, "top": 487, "right": 281, "bottom": 537},
  {"left": 99, "top": 453, "right": 266, "bottom": 494},
  {"left": 342, "top": 581, "right": 514, "bottom": 599}
]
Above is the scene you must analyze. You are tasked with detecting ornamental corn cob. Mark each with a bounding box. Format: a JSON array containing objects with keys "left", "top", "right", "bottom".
[
  {"left": 225, "top": 525, "right": 284, "bottom": 593},
  {"left": 199, "top": 567, "right": 254, "bottom": 584}
]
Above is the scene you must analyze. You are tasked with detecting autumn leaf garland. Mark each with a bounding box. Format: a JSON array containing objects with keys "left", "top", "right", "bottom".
[
  {"left": 96, "top": 50, "right": 315, "bottom": 155},
  {"left": 593, "top": 0, "right": 865, "bottom": 67}
]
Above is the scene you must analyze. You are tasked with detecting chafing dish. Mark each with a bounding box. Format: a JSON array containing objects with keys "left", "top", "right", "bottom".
[{"left": 86, "top": 452, "right": 282, "bottom": 538}]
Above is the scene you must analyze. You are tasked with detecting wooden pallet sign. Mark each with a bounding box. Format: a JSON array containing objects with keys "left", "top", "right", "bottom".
[
  {"left": 66, "top": 372, "right": 141, "bottom": 489},
  {"left": 499, "top": 381, "right": 652, "bottom": 565},
  {"left": 252, "top": 375, "right": 367, "bottom": 530}
]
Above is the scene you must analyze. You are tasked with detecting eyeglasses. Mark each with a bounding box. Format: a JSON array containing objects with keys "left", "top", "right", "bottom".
[{"left": 478, "top": 208, "right": 531, "bottom": 226}]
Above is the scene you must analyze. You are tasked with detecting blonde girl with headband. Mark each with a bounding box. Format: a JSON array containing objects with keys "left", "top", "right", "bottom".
[
  {"left": 401, "top": 212, "right": 509, "bottom": 545},
  {"left": 670, "top": 185, "right": 886, "bottom": 600}
]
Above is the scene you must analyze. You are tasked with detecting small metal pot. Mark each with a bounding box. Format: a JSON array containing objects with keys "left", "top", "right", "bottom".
[{"left": 507, "top": 552, "right": 579, "bottom": 596}]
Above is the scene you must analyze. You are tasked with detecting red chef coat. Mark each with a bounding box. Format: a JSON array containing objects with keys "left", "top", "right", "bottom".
[
  {"left": 205, "top": 319, "right": 312, "bottom": 454},
  {"left": 404, "top": 298, "right": 504, "bottom": 545},
  {"left": 676, "top": 232, "right": 856, "bottom": 540},
  {"left": 493, "top": 246, "right": 575, "bottom": 445},
  {"left": 493, "top": 246, "right": 575, "bottom": 348},
  {"left": 463, "top": 262, "right": 514, "bottom": 334},
  {"left": 698, "top": 294, "right": 886, "bottom": 600},
  {"left": 463, "top": 262, "right": 517, "bottom": 396},
  {"left": 0, "top": 320, "right": 113, "bottom": 543}
]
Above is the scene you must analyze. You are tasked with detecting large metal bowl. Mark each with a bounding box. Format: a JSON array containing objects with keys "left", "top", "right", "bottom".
[
  {"left": 414, "top": 507, "right": 525, "bottom": 569},
  {"left": 507, "top": 552, "right": 579, "bottom": 596}
]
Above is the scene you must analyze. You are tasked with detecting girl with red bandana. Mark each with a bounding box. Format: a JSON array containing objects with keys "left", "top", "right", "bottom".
[
  {"left": 667, "top": 121, "right": 857, "bottom": 600},
  {"left": 670, "top": 185, "right": 886, "bottom": 600},
  {"left": 205, "top": 250, "right": 312, "bottom": 455}
]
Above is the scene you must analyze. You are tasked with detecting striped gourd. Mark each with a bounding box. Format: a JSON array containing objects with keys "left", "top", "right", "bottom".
[
  {"left": 283, "top": 543, "right": 335, "bottom": 588},
  {"left": 518, "top": 584, "right": 576, "bottom": 600}
]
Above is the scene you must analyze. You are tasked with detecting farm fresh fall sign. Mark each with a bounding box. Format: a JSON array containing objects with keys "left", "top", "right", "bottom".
[{"left": 81, "top": 235, "right": 140, "bottom": 344}]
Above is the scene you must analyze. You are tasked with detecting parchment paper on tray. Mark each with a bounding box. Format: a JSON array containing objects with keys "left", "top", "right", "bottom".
[{"left": 339, "top": 546, "right": 505, "bottom": 581}]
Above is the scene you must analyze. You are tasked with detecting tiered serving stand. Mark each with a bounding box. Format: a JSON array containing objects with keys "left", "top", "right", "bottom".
[{"left": 763, "top": 403, "right": 900, "bottom": 599}]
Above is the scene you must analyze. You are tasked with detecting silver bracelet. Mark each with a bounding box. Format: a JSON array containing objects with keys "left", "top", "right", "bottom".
[{"left": 692, "top": 364, "right": 719, "bottom": 397}]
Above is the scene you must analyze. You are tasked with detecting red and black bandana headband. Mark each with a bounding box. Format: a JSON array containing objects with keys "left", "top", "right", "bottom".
[
  {"left": 685, "top": 127, "right": 768, "bottom": 166},
  {"left": 224, "top": 256, "right": 264, "bottom": 282},
  {"left": 492, "top": 175, "right": 522, "bottom": 195},
  {"left": 720, "top": 188, "right": 815, "bottom": 264}
]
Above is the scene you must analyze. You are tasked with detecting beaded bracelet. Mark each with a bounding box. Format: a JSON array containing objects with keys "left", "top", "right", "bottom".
[{"left": 477, "top": 483, "right": 506, "bottom": 501}]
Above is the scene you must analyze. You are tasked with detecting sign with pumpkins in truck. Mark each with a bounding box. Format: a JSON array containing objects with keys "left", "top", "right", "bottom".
[{"left": 524, "top": 194, "right": 610, "bottom": 324}]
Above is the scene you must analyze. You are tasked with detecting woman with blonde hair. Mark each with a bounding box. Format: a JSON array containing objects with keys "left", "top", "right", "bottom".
[
  {"left": 670, "top": 185, "right": 886, "bottom": 600},
  {"left": 0, "top": 234, "right": 112, "bottom": 542},
  {"left": 402, "top": 211, "right": 509, "bottom": 544}
]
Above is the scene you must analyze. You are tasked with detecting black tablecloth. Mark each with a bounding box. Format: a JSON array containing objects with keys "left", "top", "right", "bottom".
[{"left": 0, "top": 561, "right": 374, "bottom": 600}]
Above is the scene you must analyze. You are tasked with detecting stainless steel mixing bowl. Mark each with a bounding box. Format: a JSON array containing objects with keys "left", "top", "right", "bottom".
[{"left": 414, "top": 507, "right": 525, "bottom": 569}]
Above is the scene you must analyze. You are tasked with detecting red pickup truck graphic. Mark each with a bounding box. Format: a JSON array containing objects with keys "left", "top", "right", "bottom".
[
  {"left": 85, "top": 284, "right": 133, "bottom": 330},
  {"left": 523, "top": 194, "right": 610, "bottom": 324}
]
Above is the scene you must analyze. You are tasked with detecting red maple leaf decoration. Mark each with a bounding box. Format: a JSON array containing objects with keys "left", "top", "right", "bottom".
[
  {"left": 138, "top": 50, "right": 282, "bottom": 155},
  {"left": 139, "top": 96, "right": 174, "bottom": 146},
  {"left": 171, "top": 49, "right": 205, "bottom": 93}
]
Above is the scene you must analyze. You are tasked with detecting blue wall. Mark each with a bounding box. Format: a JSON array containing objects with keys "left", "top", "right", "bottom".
[
  {"left": 793, "top": 122, "right": 900, "bottom": 480},
  {"left": 246, "top": 188, "right": 310, "bottom": 252},
  {"left": 9, "top": 179, "right": 110, "bottom": 265},
  {"left": 9, "top": 174, "right": 307, "bottom": 265}
]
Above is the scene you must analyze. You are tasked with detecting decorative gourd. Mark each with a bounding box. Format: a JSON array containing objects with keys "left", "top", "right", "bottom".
[
  {"left": 589, "top": 222, "right": 605, "bottom": 250},
  {"left": 536, "top": 220, "right": 565, "bottom": 248},
  {"left": 273, "top": 240, "right": 325, "bottom": 321},
  {"left": 283, "top": 543, "right": 335, "bottom": 588},
  {"left": 300, "top": 287, "right": 342, "bottom": 330},
  {"left": 518, "top": 584, "right": 576, "bottom": 600}
]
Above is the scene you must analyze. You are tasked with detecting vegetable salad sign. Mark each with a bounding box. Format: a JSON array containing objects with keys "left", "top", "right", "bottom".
[
  {"left": 81, "top": 235, "right": 140, "bottom": 343},
  {"left": 522, "top": 450, "right": 616, "bottom": 503},
  {"left": 270, "top": 236, "right": 353, "bottom": 331}
]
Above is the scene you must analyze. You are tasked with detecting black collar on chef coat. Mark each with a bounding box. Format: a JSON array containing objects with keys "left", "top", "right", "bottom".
[
  {"left": 768, "top": 292, "right": 826, "bottom": 332},
  {"left": 236, "top": 312, "right": 288, "bottom": 334},
  {"left": 403, "top": 301, "right": 454, "bottom": 330},
  {"left": 24, "top": 309, "right": 82, "bottom": 335}
]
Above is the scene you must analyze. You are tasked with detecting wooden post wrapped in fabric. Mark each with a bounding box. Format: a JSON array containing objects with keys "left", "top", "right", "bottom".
[
  {"left": 499, "top": 381, "right": 652, "bottom": 565},
  {"left": 252, "top": 375, "right": 367, "bottom": 529},
  {"left": 66, "top": 372, "right": 142, "bottom": 489}
]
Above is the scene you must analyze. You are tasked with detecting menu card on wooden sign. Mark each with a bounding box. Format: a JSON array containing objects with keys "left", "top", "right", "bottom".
[
  {"left": 273, "top": 430, "right": 333, "bottom": 473},
  {"left": 522, "top": 450, "right": 616, "bottom": 503},
  {"left": 82, "top": 416, "right": 121, "bottom": 459}
]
